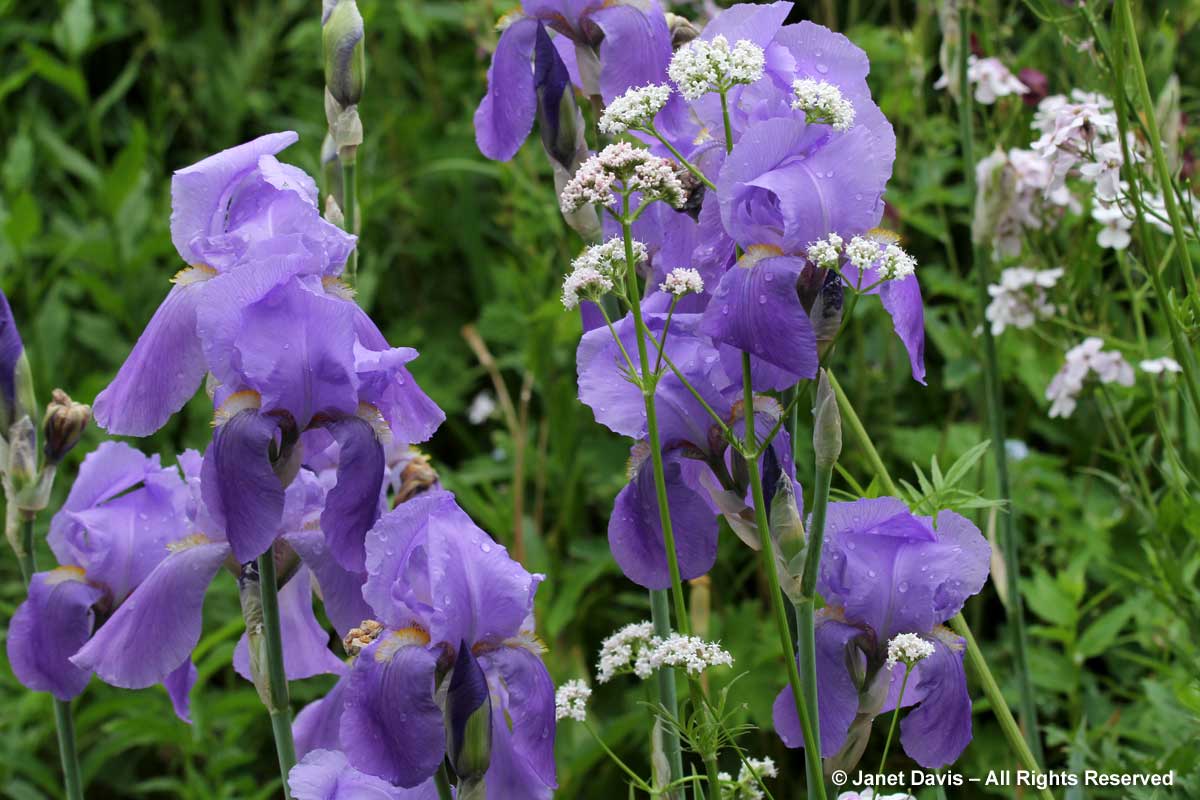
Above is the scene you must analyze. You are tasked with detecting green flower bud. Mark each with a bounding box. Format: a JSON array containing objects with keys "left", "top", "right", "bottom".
[
  {"left": 237, "top": 562, "right": 273, "bottom": 709},
  {"left": 323, "top": 0, "right": 365, "bottom": 108},
  {"left": 812, "top": 370, "right": 842, "bottom": 470}
]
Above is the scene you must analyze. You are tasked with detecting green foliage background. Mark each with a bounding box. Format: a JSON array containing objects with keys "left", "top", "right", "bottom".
[{"left": 1, "top": 0, "right": 1199, "bottom": 798}]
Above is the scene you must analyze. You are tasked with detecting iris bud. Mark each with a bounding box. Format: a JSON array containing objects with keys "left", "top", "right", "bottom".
[
  {"left": 444, "top": 640, "right": 492, "bottom": 787},
  {"left": 42, "top": 389, "right": 90, "bottom": 466},
  {"left": 322, "top": 0, "right": 365, "bottom": 108},
  {"left": 812, "top": 370, "right": 842, "bottom": 470}
]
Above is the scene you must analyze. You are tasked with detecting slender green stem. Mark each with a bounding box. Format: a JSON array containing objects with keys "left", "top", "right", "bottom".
[
  {"left": 435, "top": 765, "right": 455, "bottom": 800},
  {"left": 741, "top": 355, "right": 827, "bottom": 800},
  {"left": 258, "top": 552, "right": 297, "bottom": 799},
  {"left": 52, "top": 699, "right": 84, "bottom": 800},
  {"left": 650, "top": 588, "right": 685, "bottom": 795},
  {"left": 719, "top": 92, "right": 735, "bottom": 152},
  {"left": 584, "top": 722, "right": 656, "bottom": 793},
  {"left": 620, "top": 196, "right": 687, "bottom": 796},
  {"left": 949, "top": 615, "right": 1054, "bottom": 800},
  {"left": 648, "top": 127, "right": 717, "bottom": 191},
  {"left": 877, "top": 666, "right": 911, "bottom": 773},
  {"left": 16, "top": 513, "right": 35, "bottom": 584},
  {"left": 341, "top": 156, "right": 359, "bottom": 285},
  {"left": 827, "top": 371, "right": 898, "bottom": 496},
  {"left": 956, "top": 4, "right": 1042, "bottom": 764},
  {"left": 1115, "top": 0, "right": 1198, "bottom": 295}
]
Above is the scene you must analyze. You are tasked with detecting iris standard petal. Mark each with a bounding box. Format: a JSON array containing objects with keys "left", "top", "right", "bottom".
[
  {"left": 701, "top": 1, "right": 792, "bottom": 48},
  {"left": 71, "top": 540, "right": 230, "bottom": 689},
  {"left": 340, "top": 636, "right": 445, "bottom": 787},
  {"left": 92, "top": 282, "right": 208, "bottom": 437},
  {"left": 7, "top": 568, "right": 102, "bottom": 700},
  {"left": 474, "top": 18, "right": 541, "bottom": 162}
]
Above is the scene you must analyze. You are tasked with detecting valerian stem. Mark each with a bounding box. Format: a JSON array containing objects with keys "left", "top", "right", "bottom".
[
  {"left": 877, "top": 666, "right": 911, "bottom": 773},
  {"left": 257, "top": 551, "right": 297, "bottom": 798},
  {"left": 956, "top": 3, "right": 1042, "bottom": 763}
]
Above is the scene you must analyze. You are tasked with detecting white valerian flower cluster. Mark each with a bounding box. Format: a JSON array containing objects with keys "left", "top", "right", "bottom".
[
  {"left": 886, "top": 633, "right": 936, "bottom": 670},
  {"left": 599, "top": 83, "right": 672, "bottom": 135},
  {"left": 596, "top": 621, "right": 656, "bottom": 683},
  {"left": 560, "top": 142, "right": 684, "bottom": 213},
  {"left": 719, "top": 757, "right": 779, "bottom": 800},
  {"left": 660, "top": 267, "right": 705, "bottom": 296},
  {"left": 934, "top": 55, "right": 1028, "bottom": 105},
  {"left": 791, "top": 78, "right": 855, "bottom": 131},
  {"left": 561, "top": 237, "right": 647, "bottom": 309},
  {"left": 668, "top": 34, "right": 765, "bottom": 100},
  {"left": 633, "top": 633, "right": 734, "bottom": 678},
  {"left": 1045, "top": 337, "right": 1135, "bottom": 419},
  {"left": 805, "top": 233, "right": 844, "bottom": 269},
  {"left": 843, "top": 235, "right": 917, "bottom": 281},
  {"left": 985, "top": 266, "right": 1063, "bottom": 335},
  {"left": 1140, "top": 357, "right": 1182, "bottom": 375},
  {"left": 554, "top": 679, "right": 592, "bottom": 722}
]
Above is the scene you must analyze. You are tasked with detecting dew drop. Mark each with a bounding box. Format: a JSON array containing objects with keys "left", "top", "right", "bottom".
[
  {"left": 867, "top": 569, "right": 877, "bottom": 578},
  {"left": 758, "top": 295, "right": 767, "bottom": 304},
  {"left": 854, "top": 193, "right": 863, "bottom": 201},
  {"left": 816, "top": 63, "right": 829, "bottom": 74},
  {"left": 481, "top": 542, "right": 492, "bottom": 553},
  {"left": 764, "top": 272, "right": 775, "bottom": 282},
  {"left": 898, "top": 581, "right": 910, "bottom": 593},
  {"left": 722, "top": 305, "right": 730, "bottom": 315}
]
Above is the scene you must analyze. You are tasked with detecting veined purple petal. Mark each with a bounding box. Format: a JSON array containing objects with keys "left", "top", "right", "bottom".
[
  {"left": 341, "top": 636, "right": 445, "bottom": 787},
  {"left": 207, "top": 410, "right": 286, "bottom": 564},
  {"left": 363, "top": 491, "right": 538, "bottom": 647},
  {"left": 699, "top": 255, "right": 817, "bottom": 388},
  {"left": 290, "top": 749, "right": 438, "bottom": 800},
  {"left": 608, "top": 449, "right": 718, "bottom": 590},
  {"left": 717, "top": 116, "right": 894, "bottom": 253},
  {"left": 879, "top": 275, "right": 926, "bottom": 384},
  {"left": 234, "top": 566, "right": 345, "bottom": 682},
  {"left": 165, "top": 659, "right": 198, "bottom": 723},
  {"left": 287, "top": 530, "right": 372, "bottom": 638},
  {"left": 776, "top": 21, "right": 870, "bottom": 89},
  {"left": 479, "top": 646, "right": 557, "bottom": 799},
  {"left": 93, "top": 282, "right": 207, "bottom": 437},
  {"left": 317, "top": 416, "right": 385, "bottom": 573},
  {"left": 352, "top": 312, "right": 445, "bottom": 444},
  {"left": 71, "top": 539, "right": 229, "bottom": 689},
  {"left": 295, "top": 675, "right": 350, "bottom": 759},
  {"left": 772, "top": 613, "right": 864, "bottom": 756},
  {"left": 899, "top": 634, "right": 973, "bottom": 768},
  {"left": 592, "top": 1, "right": 672, "bottom": 103},
  {"left": 7, "top": 568, "right": 102, "bottom": 700},
  {"left": 170, "top": 131, "right": 298, "bottom": 265},
  {"left": 475, "top": 18, "right": 541, "bottom": 162}
]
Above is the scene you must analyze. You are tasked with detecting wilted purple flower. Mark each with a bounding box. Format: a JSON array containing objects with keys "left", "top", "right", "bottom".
[
  {"left": 7, "top": 443, "right": 200, "bottom": 718},
  {"left": 772, "top": 497, "right": 991, "bottom": 769},
  {"left": 291, "top": 490, "right": 556, "bottom": 798},
  {"left": 68, "top": 453, "right": 355, "bottom": 697},
  {"left": 475, "top": 1, "right": 675, "bottom": 161}
]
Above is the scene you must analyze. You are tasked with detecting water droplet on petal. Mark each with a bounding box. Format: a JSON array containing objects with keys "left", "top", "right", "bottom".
[
  {"left": 898, "top": 581, "right": 910, "bottom": 593},
  {"left": 816, "top": 63, "right": 829, "bottom": 74},
  {"left": 758, "top": 295, "right": 767, "bottom": 304}
]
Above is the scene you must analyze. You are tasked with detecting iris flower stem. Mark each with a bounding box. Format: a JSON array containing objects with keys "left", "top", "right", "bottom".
[
  {"left": 877, "top": 666, "right": 911, "bottom": 773},
  {"left": 793, "top": 450, "right": 833, "bottom": 794},
  {"left": 435, "top": 765, "right": 454, "bottom": 800},
  {"left": 340, "top": 155, "right": 359, "bottom": 285},
  {"left": 829, "top": 371, "right": 1054, "bottom": 794},
  {"left": 956, "top": 3, "right": 1042, "bottom": 765},
  {"left": 621, "top": 196, "right": 690, "bottom": 796},
  {"left": 742, "top": 355, "right": 827, "bottom": 800},
  {"left": 10, "top": 512, "right": 85, "bottom": 800},
  {"left": 257, "top": 552, "right": 297, "bottom": 799}
]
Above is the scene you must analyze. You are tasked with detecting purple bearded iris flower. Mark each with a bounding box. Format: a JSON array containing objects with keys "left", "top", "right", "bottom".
[
  {"left": 475, "top": 1, "right": 676, "bottom": 161},
  {"left": 771, "top": 497, "right": 991, "bottom": 769},
  {"left": 577, "top": 312, "right": 802, "bottom": 587},
  {"left": 6, "top": 442, "right": 201, "bottom": 719},
  {"left": 68, "top": 452, "right": 355, "bottom": 697},
  {"left": 289, "top": 750, "right": 438, "bottom": 799},
  {"left": 288, "top": 490, "right": 556, "bottom": 798},
  {"left": 93, "top": 132, "right": 357, "bottom": 437}
]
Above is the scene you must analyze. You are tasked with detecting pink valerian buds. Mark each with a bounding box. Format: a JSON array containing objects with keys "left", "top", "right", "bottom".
[
  {"left": 560, "top": 142, "right": 685, "bottom": 214},
  {"left": 560, "top": 238, "right": 647, "bottom": 310},
  {"left": 660, "top": 267, "right": 704, "bottom": 297},
  {"left": 599, "top": 84, "right": 672, "bottom": 135},
  {"left": 791, "top": 79, "right": 856, "bottom": 131}
]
